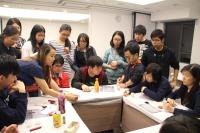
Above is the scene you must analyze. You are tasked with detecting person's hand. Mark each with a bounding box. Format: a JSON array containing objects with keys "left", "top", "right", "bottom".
[
  {"left": 9, "top": 80, "right": 26, "bottom": 93},
  {"left": 118, "top": 83, "right": 126, "bottom": 88},
  {"left": 117, "top": 77, "right": 123, "bottom": 83},
  {"left": 163, "top": 102, "right": 174, "bottom": 113},
  {"left": 170, "top": 80, "right": 177, "bottom": 89},
  {"left": 108, "top": 64, "right": 117, "bottom": 70},
  {"left": 167, "top": 98, "right": 176, "bottom": 107},
  {"left": 64, "top": 47, "right": 70, "bottom": 54},
  {"left": 110, "top": 61, "right": 118, "bottom": 68},
  {"left": 64, "top": 93, "right": 78, "bottom": 102},
  {"left": 141, "top": 86, "right": 146, "bottom": 93},
  {"left": 81, "top": 84, "right": 91, "bottom": 92},
  {"left": 1, "top": 124, "right": 19, "bottom": 133},
  {"left": 123, "top": 90, "right": 130, "bottom": 96}
]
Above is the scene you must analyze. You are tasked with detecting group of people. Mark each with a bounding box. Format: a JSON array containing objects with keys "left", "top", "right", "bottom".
[{"left": 0, "top": 17, "right": 200, "bottom": 133}]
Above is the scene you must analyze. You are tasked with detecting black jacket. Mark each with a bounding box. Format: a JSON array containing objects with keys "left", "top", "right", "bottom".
[
  {"left": 74, "top": 46, "right": 97, "bottom": 68},
  {"left": 142, "top": 46, "right": 179, "bottom": 78},
  {"left": 0, "top": 36, "right": 16, "bottom": 56},
  {"left": 0, "top": 89, "right": 28, "bottom": 129}
]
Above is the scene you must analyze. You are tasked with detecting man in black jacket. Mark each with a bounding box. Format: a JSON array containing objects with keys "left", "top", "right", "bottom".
[
  {"left": 0, "top": 55, "right": 27, "bottom": 130},
  {"left": 128, "top": 25, "right": 152, "bottom": 59},
  {"left": 142, "top": 29, "right": 179, "bottom": 88}
]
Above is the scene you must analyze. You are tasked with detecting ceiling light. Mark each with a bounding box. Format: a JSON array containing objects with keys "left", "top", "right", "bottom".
[
  {"left": 116, "top": 0, "right": 165, "bottom": 5},
  {"left": 0, "top": 7, "right": 89, "bottom": 21}
]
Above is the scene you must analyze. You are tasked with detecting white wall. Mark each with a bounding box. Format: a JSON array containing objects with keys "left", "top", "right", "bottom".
[
  {"left": 191, "top": 19, "right": 200, "bottom": 64},
  {"left": 151, "top": 7, "right": 200, "bottom": 64},
  {"left": 134, "top": 13, "right": 156, "bottom": 39},
  {"left": 2, "top": 18, "right": 88, "bottom": 44},
  {"left": 88, "top": 7, "right": 132, "bottom": 57}
]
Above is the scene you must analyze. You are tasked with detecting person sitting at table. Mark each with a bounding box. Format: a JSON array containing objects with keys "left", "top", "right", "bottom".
[
  {"left": 51, "top": 54, "right": 70, "bottom": 88},
  {"left": 17, "top": 44, "right": 78, "bottom": 101},
  {"left": 163, "top": 64, "right": 200, "bottom": 117},
  {"left": 117, "top": 42, "right": 144, "bottom": 88},
  {"left": 0, "top": 55, "right": 27, "bottom": 130},
  {"left": 159, "top": 114, "right": 200, "bottom": 133},
  {"left": 126, "top": 63, "right": 172, "bottom": 101},
  {"left": 71, "top": 56, "right": 108, "bottom": 92}
]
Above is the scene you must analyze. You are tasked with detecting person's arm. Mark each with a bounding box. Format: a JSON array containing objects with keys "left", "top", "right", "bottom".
[
  {"left": 142, "top": 80, "right": 172, "bottom": 101},
  {"left": 102, "top": 49, "right": 110, "bottom": 68},
  {"left": 50, "top": 78, "right": 60, "bottom": 91},
  {"left": 169, "top": 50, "right": 180, "bottom": 88},
  {"left": 34, "top": 77, "right": 78, "bottom": 101},
  {"left": 117, "top": 58, "right": 127, "bottom": 68},
  {"left": 129, "top": 83, "right": 144, "bottom": 93},
  {"left": 141, "top": 50, "right": 148, "bottom": 67},
  {"left": 170, "top": 69, "right": 179, "bottom": 88},
  {"left": 34, "top": 77, "right": 61, "bottom": 97},
  {"left": 167, "top": 91, "right": 200, "bottom": 117},
  {"left": 0, "top": 81, "right": 27, "bottom": 128},
  {"left": 129, "top": 65, "right": 145, "bottom": 87},
  {"left": 71, "top": 70, "right": 84, "bottom": 90}
]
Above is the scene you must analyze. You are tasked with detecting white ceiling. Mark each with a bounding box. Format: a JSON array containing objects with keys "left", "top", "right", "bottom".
[{"left": 0, "top": 0, "right": 199, "bottom": 13}]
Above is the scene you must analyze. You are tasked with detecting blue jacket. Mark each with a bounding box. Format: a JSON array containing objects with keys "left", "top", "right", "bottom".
[
  {"left": 0, "top": 89, "right": 27, "bottom": 129},
  {"left": 130, "top": 76, "right": 172, "bottom": 101}
]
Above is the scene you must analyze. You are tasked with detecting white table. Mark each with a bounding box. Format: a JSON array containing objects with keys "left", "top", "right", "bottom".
[
  {"left": 62, "top": 85, "right": 124, "bottom": 132},
  {"left": 18, "top": 96, "right": 91, "bottom": 133},
  {"left": 122, "top": 93, "right": 188, "bottom": 132},
  {"left": 122, "top": 93, "right": 171, "bottom": 132}
]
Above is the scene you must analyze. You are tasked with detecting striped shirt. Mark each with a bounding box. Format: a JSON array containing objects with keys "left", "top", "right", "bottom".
[{"left": 49, "top": 40, "right": 75, "bottom": 79}]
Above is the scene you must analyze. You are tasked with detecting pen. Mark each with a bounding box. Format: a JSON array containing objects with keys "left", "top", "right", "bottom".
[{"left": 30, "top": 126, "right": 42, "bottom": 132}]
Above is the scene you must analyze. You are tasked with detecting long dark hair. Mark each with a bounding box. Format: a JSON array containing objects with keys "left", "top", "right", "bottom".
[
  {"left": 110, "top": 31, "right": 125, "bottom": 57},
  {"left": 37, "top": 44, "right": 56, "bottom": 85},
  {"left": 6, "top": 18, "right": 22, "bottom": 35},
  {"left": 181, "top": 64, "right": 200, "bottom": 106},
  {"left": 59, "top": 24, "right": 72, "bottom": 49},
  {"left": 28, "top": 24, "right": 45, "bottom": 53}
]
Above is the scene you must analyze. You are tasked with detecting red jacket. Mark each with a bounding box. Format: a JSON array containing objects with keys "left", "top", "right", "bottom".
[{"left": 52, "top": 72, "right": 70, "bottom": 88}]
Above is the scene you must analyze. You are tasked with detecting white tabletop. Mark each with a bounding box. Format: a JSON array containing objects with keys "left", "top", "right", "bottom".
[
  {"left": 18, "top": 96, "right": 91, "bottom": 133},
  {"left": 62, "top": 85, "right": 124, "bottom": 103},
  {"left": 123, "top": 93, "right": 173, "bottom": 123},
  {"left": 127, "top": 124, "right": 162, "bottom": 133}
]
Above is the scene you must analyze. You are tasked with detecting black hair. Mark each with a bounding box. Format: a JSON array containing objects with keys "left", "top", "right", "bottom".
[
  {"left": 151, "top": 29, "right": 165, "bottom": 40},
  {"left": 124, "top": 41, "right": 140, "bottom": 55},
  {"left": 53, "top": 54, "right": 64, "bottom": 65},
  {"left": 180, "top": 64, "right": 200, "bottom": 106},
  {"left": 6, "top": 18, "right": 22, "bottom": 35},
  {"left": 110, "top": 31, "right": 125, "bottom": 57},
  {"left": 87, "top": 56, "right": 103, "bottom": 67},
  {"left": 59, "top": 24, "right": 72, "bottom": 49},
  {"left": 146, "top": 63, "right": 162, "bottom": 82},
  {"left": 77, "top": 33, "right": 89, "bottom": 48},
  {"left": 134, "top": 25, "right": 146, "bottom": 35},
  {"left": 0, "top": 54, "right": 20, "bottom": 77},
  {"left": 28, "top": 24, "right": 45, "bottom": 53},
  {"left": 159, "top": 114, "right": 200, "bottom": 133},
  {"left": 2, "top": 25, "right": 19, "bottom": 37}
]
